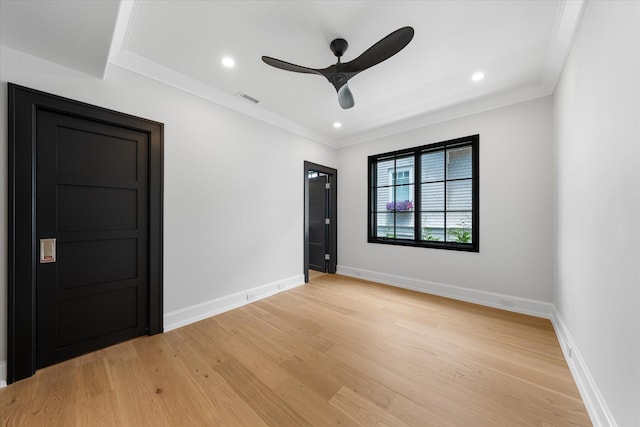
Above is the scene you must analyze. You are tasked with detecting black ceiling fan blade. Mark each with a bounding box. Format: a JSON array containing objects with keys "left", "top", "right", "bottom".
[
  {"left": 262, "top": 26, "right": 413, "bottom": 109},
  {"left": 261, "top": 56, "right": 322, "bottom": 75},
  {"left": 337, "top": 84, "right": 355, "bottom": 109},
  {"left": 343, "top": 26, "right": 414, "bottom": 73}
]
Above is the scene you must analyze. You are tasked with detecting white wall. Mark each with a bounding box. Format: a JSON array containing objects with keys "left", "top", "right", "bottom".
[
  {"left": 554, "top": 1, "right": 640, "bottom": 426},
  {"left": 337, "top": 97, "right": 554, "bottom": 305},
  {"left": 0, "top": 46, "right": 337, "bottom": 384}
]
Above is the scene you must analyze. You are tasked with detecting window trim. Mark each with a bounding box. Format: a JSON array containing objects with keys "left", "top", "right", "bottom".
[{"left": 367, "top": 134, "right": 479, "bottom": 252}]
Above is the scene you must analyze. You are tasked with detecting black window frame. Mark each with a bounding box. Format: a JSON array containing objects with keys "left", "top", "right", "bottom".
[{"left": 368, "top": 134, "right": 479, "bottom": 252}]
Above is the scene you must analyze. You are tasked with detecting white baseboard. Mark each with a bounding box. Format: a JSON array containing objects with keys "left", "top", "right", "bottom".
[
  {"left": 336, "top": 265, "right": 554, "bottom": 319},
  {"left": 163, "top": 274, "right": 305, "bottom": 332},
  {"left": 551, "top": 309, "right": 617, "bottom": 427},
  {"left": 0, "top": 360, "right": 6, "bottom": 388}
]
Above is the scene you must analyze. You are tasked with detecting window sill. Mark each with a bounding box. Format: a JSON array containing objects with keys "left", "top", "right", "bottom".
[{"left": 368, "top": 237, "right": 479, "bottom": 253}]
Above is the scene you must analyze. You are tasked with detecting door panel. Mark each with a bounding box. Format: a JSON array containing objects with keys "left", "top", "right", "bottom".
[
  {"left": 36, "top": 110, "right": 149, "bottom": 369},
  {"left": 56, "top": 185, "right": 138, "bottom": 231},
  {"left": 57, "top": 239, "right": 137, "bottom": 289},
  {"left": 56, "top": 126, "right": 138, "bottom": 180},
  {"left": 56, "top": 287, "right": 138, "bottom": 347},
  {"left": 308, "top": 175, "right": 328, "bottom": 272}
]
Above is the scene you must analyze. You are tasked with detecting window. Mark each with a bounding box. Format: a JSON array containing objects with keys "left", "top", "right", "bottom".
[
  {"left": 368, "top": 134, "right": 479, "bottom": 252},
  {"left": 391, "top": 169, "right": 411, "bottom": 201}
]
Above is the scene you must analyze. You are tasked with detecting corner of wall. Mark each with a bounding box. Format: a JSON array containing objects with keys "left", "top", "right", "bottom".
[{"left": 551, "top": 308, "right": 618, "bottom": 427}]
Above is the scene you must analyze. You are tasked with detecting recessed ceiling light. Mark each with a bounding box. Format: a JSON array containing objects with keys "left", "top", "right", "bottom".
[
  {"left": 333, "top": 122, "right": 342, "bottom": 129},
  {"left": 222, "top": 57, "right": 235, "bottom": 68},
  {"left": 472, "top": 71, "right": 484, "bottom": 82}
]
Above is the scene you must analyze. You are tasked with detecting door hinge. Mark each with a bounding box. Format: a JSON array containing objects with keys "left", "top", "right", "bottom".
[
  {"left": 325, "top": 182, "right": 330, "bottom": 190},
  {"left": 325, "top": 254, "right": 330, "bottom": 261},
  {"left": 325, "top": 218, "right": 330, "bottom": 225}
]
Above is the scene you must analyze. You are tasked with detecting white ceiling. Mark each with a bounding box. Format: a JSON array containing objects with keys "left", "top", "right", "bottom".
[{"left": 0, "top": 0, "right": 586, "bottom": 148}]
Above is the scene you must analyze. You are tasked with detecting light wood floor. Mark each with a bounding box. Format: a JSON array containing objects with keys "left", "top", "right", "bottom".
[{"left": 1, "top": 274, "right": 591, "bottom": 426}]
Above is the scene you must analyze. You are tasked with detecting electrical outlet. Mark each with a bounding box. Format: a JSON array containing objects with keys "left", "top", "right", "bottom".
[
  {"left": 499, "top": 298, "right": 515, "bottom": 307},
  {"left": 277, "top": 283, "right": 285, "bottom": 290},
  {"left": 246, "top": 293, "right": 256, "bottom": 301}
]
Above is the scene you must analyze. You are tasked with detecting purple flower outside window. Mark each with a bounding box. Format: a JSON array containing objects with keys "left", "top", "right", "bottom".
[{"left": 386, "top": 200, "right": 414, "bottom": 211}]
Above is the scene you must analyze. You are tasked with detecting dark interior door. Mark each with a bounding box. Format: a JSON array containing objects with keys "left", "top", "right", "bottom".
[
  {"left": 36, "top": 110, "right": 149, "bottom": 368},
  {"left": 308, "top": 175, "right": 329, "bottom": 272}
]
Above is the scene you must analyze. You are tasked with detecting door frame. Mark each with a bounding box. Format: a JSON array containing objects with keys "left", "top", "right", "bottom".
[
  {"left": 7, "top": 83, "right": 164, "bottom": 384},
  {"left": 303, "top": 161, "right": 337, "bottom": 282}
]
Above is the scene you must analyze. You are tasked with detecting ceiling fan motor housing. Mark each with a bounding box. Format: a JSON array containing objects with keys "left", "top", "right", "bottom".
[
  {"left": 330, "top": 38, "right": 349, "bottom": 58},
  {"left": 327, "top": 72, "right": 350, "bottom": 91}
]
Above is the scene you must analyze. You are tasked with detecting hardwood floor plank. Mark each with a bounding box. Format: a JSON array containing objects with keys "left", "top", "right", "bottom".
[
  {"left": 386, "top": 322, "right": 578, "bottom": 396},
  {"left": 160, "top": 328, "right": 269, "bottom": 427},
  {"left": 75, "top": 359, "right": 113, "bottom": 403},
  {"left": 387, "top": 392, "right": 460, "bottom": 427},
  {"left": 130, "top": 336, "right": 219, "bottom": 426},
  {"left": 329, "top": 386, "right": 410, "bottom": 427},
  {"left": 213, "top": 315, "right": 295, "bottom": 368},
  {"left": 273, "top": 378, "right": 358, "bottom": 426},
  {"left": 279, "top": 355, "right": 341, "bottom": 401},
  {"left": 72, "top": 392, "right": 119, "bottom": 427},
  {"left": 326, "top": 343, "right": 499, "bottom": 425},
  {"left": 243, "top": 302, "right": 334, "bottom": 352},
  {"left": 164, "top": 322, "right": 230, "bottom": 368},
  {"left": 0, "top": 274, "right": 591, "bottom": 426},
  {"left": 0, "top": 374, "right": 34, "bottom": 409},
  {"left": 328, "top": 362, "right": 397, "bottom": 410},
  {"left": 23, "top": 360, "right": 80, "bottom": 426},
  {"left": 107, "top": 354, "right": 171, "bottom": 427},
  {"left": 214, "top": 359, "right": 311, "bottom": 426}
]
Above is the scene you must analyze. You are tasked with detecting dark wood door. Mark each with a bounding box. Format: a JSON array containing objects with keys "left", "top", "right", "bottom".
[
  {"left": 308, "top": 175, "right": 328, "bottom": 272},
  {"left": 35, "top": 110, "right": 149, "bottom": 368}
]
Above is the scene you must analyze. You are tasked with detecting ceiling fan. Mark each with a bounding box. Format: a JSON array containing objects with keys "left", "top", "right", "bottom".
[{"left": 262, "top": 26, "right": 414, "bottom": 109}]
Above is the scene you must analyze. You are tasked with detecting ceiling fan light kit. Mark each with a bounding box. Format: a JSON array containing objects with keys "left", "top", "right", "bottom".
[{"left": 262, "top": 26, "right": 414, "bottom": 109}]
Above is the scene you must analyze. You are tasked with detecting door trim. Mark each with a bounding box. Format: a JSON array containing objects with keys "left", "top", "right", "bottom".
[
  {"left": 303, "top": 161, "right": 337, "bottom": 282},
  {"left": 7, "top": 83, "right": 164, "bottom": 384}
]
